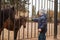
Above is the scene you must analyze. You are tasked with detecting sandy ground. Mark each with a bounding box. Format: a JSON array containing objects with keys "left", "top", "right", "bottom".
[{"left": 0, "top": 22, "right": 60, "bottom": 40}]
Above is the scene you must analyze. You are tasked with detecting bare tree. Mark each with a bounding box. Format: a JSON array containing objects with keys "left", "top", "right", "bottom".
[
  {"left": 32, "top": 5, "right": 36, "bottom": 18},
  {"left": 18, "top": 0, "right": 30, "bottom": 12}
]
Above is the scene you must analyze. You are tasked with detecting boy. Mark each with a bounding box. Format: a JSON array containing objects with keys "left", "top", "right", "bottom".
[{"left": 32, "top": 9, "right": 47, "bottom": 40}]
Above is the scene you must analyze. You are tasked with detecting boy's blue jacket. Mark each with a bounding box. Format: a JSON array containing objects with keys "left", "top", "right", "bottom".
[{"left": 32, "top": 13, "right": 47, "bottom": 33}]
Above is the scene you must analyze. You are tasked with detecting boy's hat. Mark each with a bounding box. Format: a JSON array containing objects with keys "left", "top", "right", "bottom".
[
  {"left": 38, "top": 8, "right": 46, "bottom": 15},
  {"left": 41, "top": 8, "right": 46, "bottom": 13}
]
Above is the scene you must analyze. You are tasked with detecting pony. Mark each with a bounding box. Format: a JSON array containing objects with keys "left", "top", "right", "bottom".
[{"left": 0, "top": 6, "right": 27, "bottom": 40}]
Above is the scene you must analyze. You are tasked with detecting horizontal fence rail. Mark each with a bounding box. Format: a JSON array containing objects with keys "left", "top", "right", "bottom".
[{"left": 0, "top": 22, "right": 60, "bottom": 40}]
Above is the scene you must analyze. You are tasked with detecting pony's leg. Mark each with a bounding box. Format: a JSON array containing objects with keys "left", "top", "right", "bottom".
[
  {"left": 14, "top": 30, "right": 18, "bottom": 40},
  {"left": 14, "top": 27, "right": 19, "bottom": 40},
  {"left": 0, "top": 31, "right": 1, "bottom": 40}
]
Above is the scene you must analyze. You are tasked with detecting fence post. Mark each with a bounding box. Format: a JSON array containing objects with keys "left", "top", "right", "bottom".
[
  {"left": 0, "top": 0, "right": 1, "bottom": 13},
  {"left": 0, "top": 0, "right": 1, "bottom": 40},
  {"left": 0, "top": 0, "right": 1, "bottom": 20},
  {"left": 54, "top": 0, "right": 58, "bottom": 39}
]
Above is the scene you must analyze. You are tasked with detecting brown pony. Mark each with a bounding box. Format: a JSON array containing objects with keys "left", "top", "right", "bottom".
[
  {"left": 0, "top": 16, "right": 27, "bottom": 40},
  {"left": 0, "top": 6, "right": 27, "bottom": 40}
]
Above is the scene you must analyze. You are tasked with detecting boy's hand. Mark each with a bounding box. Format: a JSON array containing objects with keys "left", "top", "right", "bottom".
[
  {"left": 31, "top": 19, "right": 33, "bottom": 21},
  {"left": 38, "top": 29, "right": 42, "bottom": 32},
  {"left": 31, "top": 18, "right": 33, "bottom": 21}
]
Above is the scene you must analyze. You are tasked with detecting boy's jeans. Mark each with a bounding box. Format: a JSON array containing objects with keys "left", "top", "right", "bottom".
[{"left": 38, "top": 33, "right": 46, "bottom": 40}]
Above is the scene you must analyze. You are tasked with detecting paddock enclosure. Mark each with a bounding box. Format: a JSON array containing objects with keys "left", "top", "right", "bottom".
[{"left": 0, "top": 0, "right": 60, "bottom": 40}]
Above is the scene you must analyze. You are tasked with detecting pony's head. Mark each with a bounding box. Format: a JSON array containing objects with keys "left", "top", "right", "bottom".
[{"left": 20, "top": 16, "right": 27, "bottom": 28}]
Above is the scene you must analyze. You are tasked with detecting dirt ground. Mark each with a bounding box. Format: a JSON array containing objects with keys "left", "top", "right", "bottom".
[{"left": 0, "top": 22, "right": 60, "bottom": 40}]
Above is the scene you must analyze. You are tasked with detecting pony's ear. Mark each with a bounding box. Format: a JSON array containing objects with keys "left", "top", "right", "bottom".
[{"left": 11, "top": 6, "right": 14, "bottom": 11}]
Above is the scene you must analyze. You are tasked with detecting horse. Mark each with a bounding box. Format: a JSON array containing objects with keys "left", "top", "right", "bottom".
[
  {"left": 0, "top": 6, "right": 27, "bottom": 40},
  {"left": 3, "top": 16, "right": 27, "bottom": 40}
]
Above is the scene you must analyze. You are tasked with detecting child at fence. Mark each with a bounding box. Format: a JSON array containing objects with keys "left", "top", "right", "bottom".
[{"left": 32, "top": 9, "right": 47, "bottom": 40}]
